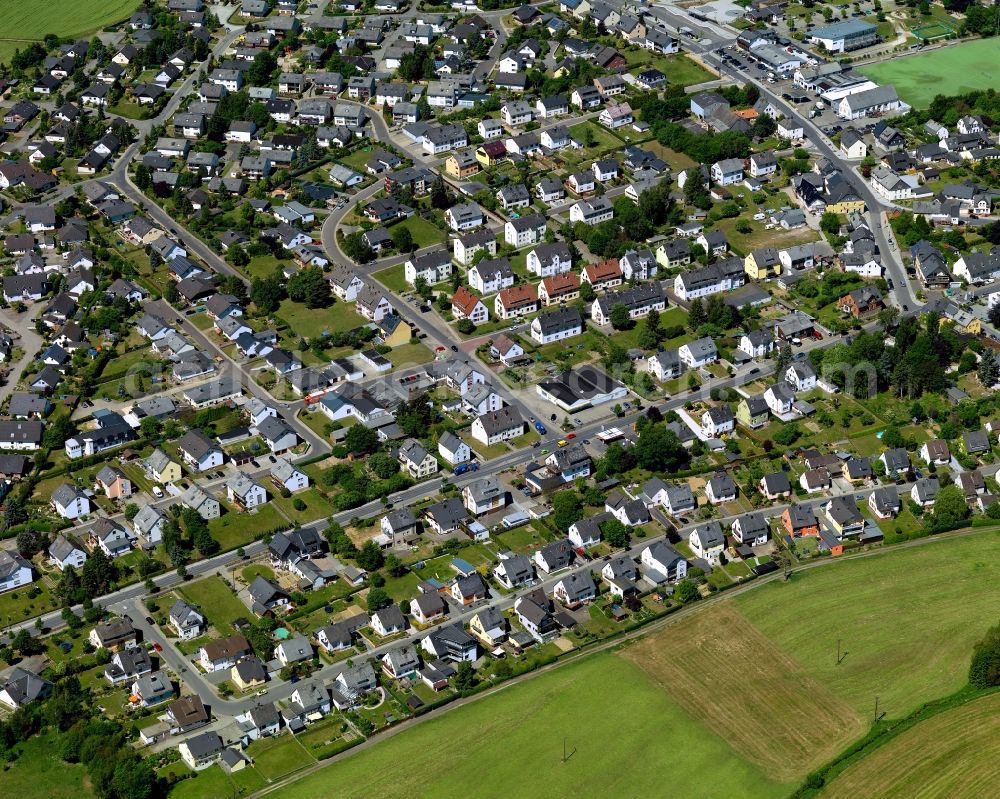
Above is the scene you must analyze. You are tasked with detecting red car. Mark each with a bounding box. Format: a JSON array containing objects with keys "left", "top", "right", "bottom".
[
  {"left": 152, "top": 643, "right": 163, "bottom": 653},
  {"left": 566, "top": 433, "right": 576, "bottom": 440}
]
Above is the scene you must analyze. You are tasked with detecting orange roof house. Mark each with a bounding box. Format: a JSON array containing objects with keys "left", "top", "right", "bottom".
[
  {"left": 781, "top": 504, "right": 819, "bottom": 537},
  {"left": 581, "top": 258, "right": 623, "bottom": 290}
]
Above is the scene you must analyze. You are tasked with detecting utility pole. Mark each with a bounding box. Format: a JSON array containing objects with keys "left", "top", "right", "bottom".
[{"left": 836, "top": 638, "right": 841, "bottom": 665}]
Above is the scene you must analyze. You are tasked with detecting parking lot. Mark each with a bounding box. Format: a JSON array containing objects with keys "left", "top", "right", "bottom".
[{"left": 712, "top": 43, "right": 870, "bottom": 135}]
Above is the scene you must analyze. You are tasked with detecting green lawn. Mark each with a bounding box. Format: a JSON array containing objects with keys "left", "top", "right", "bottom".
[
  {"left": 188, "top": 312, "right": 215, "bottom": 331},
  {"left": 495, "top": 522, "right": 551, "bottom": 553},
  {"left": 625, "top": 52, "right": 717, "bottom": 87},
  {"left": 271, "top": 488, "right": 336, "bottom": 524},
  {"left": 642, "top": 140, "right": 698, "bottom": 171},
  {"left": 179, "top": 575, "right": 252, "bottom": 637},
  {"left": 245, "top": 254, "right": 288, "bottom": 280},
  {"left": 0, "top": 580, "right": 60, "bottom": 626},
  {"left": 0, "top": 733, "right": 91, "bottom": 799},
  {"left": 339, "top": 146, "right": 377, "bottom": 172},
  {"left": 108, "top": 99, "right": 149, "bottom": 120},
  {"left": 567, "top": 121, "right": 624, "bottom": 155},
  {"left": 275, "top": 297, "right": 364, "bottom": 340},
  {"left": 859, "top": 38, "right": 1000, "bottom": 109},
  {"left": 272, "top": 652, "right": 790, "bottom": 799},
  {"left": 297, "top": 408, "right": 336, "bottom": 441},
  {"left": 735, "top": 531, "right": 1000, "bottom": 720},
  {"left": 373, "top": 263, "right": 409, "bottom": 294},
  {"left": 242, "top": 564, "right": 275, "bottom": 583},
  {"left": 209, "top": 503, "right": 287, "bottom": 551},
  {"left": 387, "top": 342, "right": 435, "bottom": 368},
  {"left": 168, "top": 763, "right": 265, "bottom": 799},
  {"left": 874, "top": 505, "right": 924, "bottom": 541},
  {"left": 246, "top": 734, "right": 316, "bottom": 781},
  {"left": 389, "top": 215, "right": 447, "bottom": 249}
]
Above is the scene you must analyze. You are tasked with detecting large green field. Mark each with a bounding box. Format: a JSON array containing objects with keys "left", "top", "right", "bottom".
[
  {"left": 734, "top": 531, "right": 1000, "bottom": 720},
  {"left": 269, "top": 531, "right": 1000, "bottom": 799},
  {"left": 821, "top": 691, "right": 1000, "bottom": 798},
  {"left": 0, "top": 0, "right": 140, "bottom": 65},
  {"left": 860, "top": 38, "right": 1000, "bottom": 109},
  {"left": 272, "top": 653, "right": 791, "bottom": 799}
]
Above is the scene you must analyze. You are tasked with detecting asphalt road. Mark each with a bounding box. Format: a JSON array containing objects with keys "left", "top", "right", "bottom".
[
  {"left": 700, "top": 50, "right": 919, "bottom": 311},
  {"left": 144, "top": 298, "right": 328, "bottom": 455},
  {"left": 115, "top": 450, "right": 958, "bottom": 720},
  {"left": 2, "top": 0, "right": 953, "bottom": 741}
]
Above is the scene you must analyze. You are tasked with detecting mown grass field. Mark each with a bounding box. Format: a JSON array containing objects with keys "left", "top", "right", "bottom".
[
  {"left": 821, "top": 691, "right": 1000, "bottom": 798},
  {"left": 246, "top": 734, "right": 316, "bottom": 781},
  {"left": 860, "top": 38, "right": 1000, "bottom": 109},
  {"left": 623, "top": 604, "right": 866, "bottom": 782},
  {"left": 0, "top": 0, "right": 140, "bottom": 64},
  {"left": 735, "top": 531, "right": 1000, "bottom": 720},
  {"left": 273, "top": 653, "right": 791, "bottom": 799},
  {"left": 179, "top": 575, "right": 250, "bottom": 637},
  {"left": 275, "top": 297, "right": 364, "bottom": 339}
]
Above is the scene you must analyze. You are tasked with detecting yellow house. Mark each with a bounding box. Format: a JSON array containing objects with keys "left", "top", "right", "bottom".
[
  {"left": 826, "top": 197, "right": 866, "bottom": 214},
  {"left": 445, "top": 150, "right": 480, "bottom": 179},
  {"left": 940, "top": 305, "right": 981, "bottom": 335},
  {"left": 144, "top": 448, "right": 182, "bottom": 483},
  {"left": 231, "top": 659, "right": 265, "bottom": 691},
  {"left": 476, "top": 141, "right": 508, "bottom": 167},
  {"left": 468, "top": 607, "right": 507, "bottom": 647},
  {"left": 377, "top": 314, "right": 413, "bottom": 347},
  {"left": 744, "top": 247, "right": 781, "bottom": 280}
]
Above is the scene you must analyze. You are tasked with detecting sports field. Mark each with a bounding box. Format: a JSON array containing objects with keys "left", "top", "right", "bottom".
[
  {"left": 623, "top": 604, "right": 866, "bottom": 782},
  {"left": 0, "top": 0, "right": 140, "bottom": 65},
  {"left": 860, "top": 38, "right": 1000, "bottom": 109},
  {"left": 270, "top": 653, "right": 792, "bottom": 799},
  {"left": 821, "top": 691, "right": 1000, "bottom": 798}
]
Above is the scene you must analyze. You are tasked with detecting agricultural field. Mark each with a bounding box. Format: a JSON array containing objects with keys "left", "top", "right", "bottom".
[
  {"left": 734, "top": 531, "right": 1000, "bottom": 719},
  {"left": 272, "top": 653, "right": 791, "bottom": 799},
  {"left": 271, "top": 532, "right": 1000, "bottom": 799},
  {"left": 860, "top": 38, "right": 1000, "bottom": 109},
  {"left": 0, "top": 0, "right": 140, "bottom": 65},
  {"left": 821, "top": 691, "right": 1000, "bottom": 798},
  {"left": 623, "top": 604, "right": 866, "bottom": 782}
]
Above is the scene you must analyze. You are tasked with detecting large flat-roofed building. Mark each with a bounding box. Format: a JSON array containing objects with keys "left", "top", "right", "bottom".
[
  {"left": 808, "top": 20, "right": 878, "bottom": 53},
  {"left": 536, "top": 365, "right": 629, "bottom": 412}
]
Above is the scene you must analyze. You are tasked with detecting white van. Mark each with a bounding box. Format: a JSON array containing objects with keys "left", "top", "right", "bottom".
[{"left": 152, "top": 485, "right": 164, "bottom": 498}]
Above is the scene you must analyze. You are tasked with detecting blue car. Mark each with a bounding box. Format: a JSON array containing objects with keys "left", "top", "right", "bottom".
[
  {"left": 454, "top": 464, "right": 470, "bottom": 475},
  {"left": 534, "top": 421, "right": 547, "bottom": 434}
]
